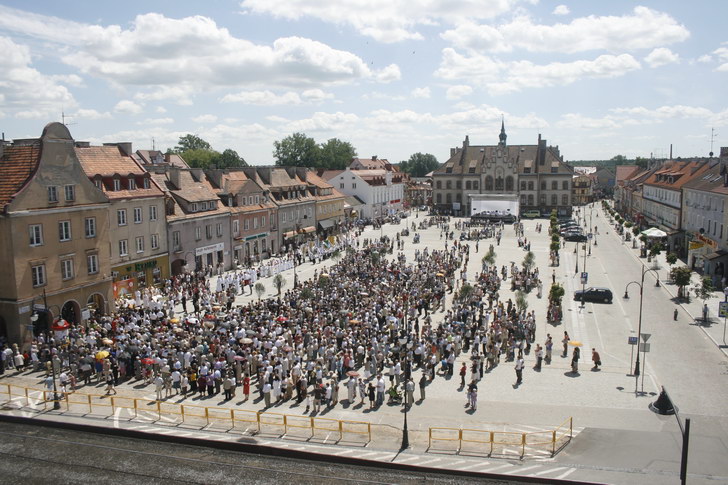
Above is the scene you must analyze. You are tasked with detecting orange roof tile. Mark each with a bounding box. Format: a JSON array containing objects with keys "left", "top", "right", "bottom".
[{"left": 0, "top": 144, "right": 40, "bottom": 211}]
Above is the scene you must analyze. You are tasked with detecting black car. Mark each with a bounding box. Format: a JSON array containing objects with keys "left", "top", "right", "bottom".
[
  {"left": 574, "top": 287, "right": 613, "bottom": 303},
  {"left": 564, "top": 233, "right": 588, "bottom": 242}
]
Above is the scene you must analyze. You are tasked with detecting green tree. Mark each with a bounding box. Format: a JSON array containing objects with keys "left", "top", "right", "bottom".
[
  {"left": 515, "top": 290, "right": 528, "bottom": 313},
  {"left": 671, "top": 266, "right": 692, "bottom": 300},
  {"left": 254, "top": 282, "right": 266, "bottom": 301},
  {"left": 548, "top": 283, "right": 565, "bottom": 304},
  {"left": 218, "top": 148, "right": 247, "bottom": 168},
  {"left": 610, "top": 154, "right": 628, "bottom": 164},
  {"left": 458, "top": 283, "right": 474, "bottom": 302},
  {"left": 175, "top": 134, "right": 212, "bottom": 152},
  {"left": 694, "top": 275, "right": 714, "bottom": 318},
  {"left": 399, "top": 153, "right": 440, "bottom": 177},
  {"left": 635, "top": 156, "right": 649, "bottom": 169},
  {"left": 182, "top": 148, "right": 220, "bottom": 169},
  {"left": 522, "top": 251, "right": 535, "bottom": 272},
  {"left": 273, "top": 133, "right": 320, "bottom": 167},
  {"left": 319, "top": 138, "right": 356, "bottom": 169},
  {"left": 273, "top": 273, "right": 286, "bottom": 297}
]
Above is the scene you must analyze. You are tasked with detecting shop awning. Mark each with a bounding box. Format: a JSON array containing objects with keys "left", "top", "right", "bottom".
[
  {"left": 705, "top": 250, "right": 728, "bottom": 260},
  {"left": 301, "top": 226, "right": 316, "bottom": 234},
  {"left": 283, "top": 231, "right": 296, "bottom": 239},
  {"left": 318, "top": 219, "right": 335, "bottom": 230}
]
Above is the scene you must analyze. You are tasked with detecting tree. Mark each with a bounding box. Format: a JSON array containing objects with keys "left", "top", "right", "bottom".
[
  {"left": 671, "top": 266, "right": 692, "bottom": 300},
  {"left": 694, "top": 275, "right": 714, "bottom": 320},
  {"left": 666, "top": 252, "right": 678, "bottom": 267},
  {"left": 182, "top": 148, "right": 220, "bottom": 169},
  {"left": 548, "top": 283, "right": 565, "bottom": 304},
  {"left": 319, "top": 138, "right": 356, "bottom": 170},
  {"left": 273, "top": 133, "right": 320, "bottom": 167},
  {"left": 218, "top": 148, "right": 248, "bottom": 168},
  {"left": 399, "top": 153, "right": 440, "bottom": 177},
  {"left": 254, "top": 282, "right": 266, "bottom": 301},
  {"left": 515, "top": 290, "right": 528, "bottom": 313},
  {"left": 458, "top": 283, "right": 474, "bottom": 302},
  {"left": 482, "top": 247, "right": 496, "bottom": 268},
  {"left": 175, "top": 134, "right": 212, "bottom": 152},
  {"left": 610, "top": 154, "right": 628, "bottom": 164},
  {"left": 635, "top": 156, "right": 649, "bottom": 169},
  {"left": 522, "top": 251, "right": 535, "bottom": 272},
  {"left": 273, "top": 273, "right": 286, "bottom": 297}
]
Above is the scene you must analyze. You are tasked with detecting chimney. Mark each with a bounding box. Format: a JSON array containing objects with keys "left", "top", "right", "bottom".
[
  {"left": 296, "top": 167, "right": 308, "bottom": 181},
  {"left": 168, "top": 166, "right": 180, "bottom": 190},
  {"left": 190, "top": 168, "right": 203, "bottom": 182},
  {"left": 451, "top": 148, "right": 456, "bottom": 157},
  {"left": 104, "top": 142, "right": 132, "bottom": 156},
  {"left": 670, "top": 144, "right": 673, "bottom": 159}
]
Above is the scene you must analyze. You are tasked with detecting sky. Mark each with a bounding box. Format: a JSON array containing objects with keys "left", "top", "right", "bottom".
[{"left": 0, "top": 1, "right": 726, "bottom": 164}]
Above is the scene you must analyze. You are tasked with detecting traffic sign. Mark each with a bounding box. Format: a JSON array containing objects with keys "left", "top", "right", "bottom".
[
  {"left": 628, "top": 336, "right": 639, "bottom": 345},
  {"left": 588, "top": 233, "right": 593, "bottom": 239},
  {"left": 581, "top": 272, "right": 588, "bottom": 285},
  {"left": 639, "top": 343, "right": 651, "bottom": 353},
  {"left": 719, "top": 302, "right": 728, "bottom": 318},
  {"left": 640, "top": 333, "right": 651, "bottom": 342}
]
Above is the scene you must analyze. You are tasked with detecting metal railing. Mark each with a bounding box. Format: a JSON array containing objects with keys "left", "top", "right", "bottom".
[
  {"left": 0, "top": 383, "right": 371, "bottom": 445},
  {"left": 428, "top": 417, "right": 573, "bottom": 458}
]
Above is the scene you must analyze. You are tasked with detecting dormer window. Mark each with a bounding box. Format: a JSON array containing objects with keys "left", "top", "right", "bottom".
[
  {"left": 201, "top": 202, "right": 207, "bottom": 210},
  {"left": 143, "top": 177, "right": 150, "bottom": 189},
  {"left": 210, "top": 201, "right": 216, "bottom": 210},
  {"left": 191, "top": 203, "right": 198, "bottom": 212},
  {"left": 113, "top": 178, "right": 121, "bottom": 191},
  {"left": 128, "top": 177, "right": 136, "bottom": 190},
  {"left": 94, "top": 179, "right": 102, "bottom": 190}
]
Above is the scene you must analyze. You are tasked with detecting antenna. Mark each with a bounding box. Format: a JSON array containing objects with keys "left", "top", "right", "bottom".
[
  {"left": 710, "top": 127, "right": 717, "bottom": 157},
  {"left": 61, "top": 109, "right": 77, "bottom": 127},
  {"left": 152, "top": 137, "right": 156, "bottom": 151}
]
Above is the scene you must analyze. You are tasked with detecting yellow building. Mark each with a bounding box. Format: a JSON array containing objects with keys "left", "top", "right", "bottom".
[
  {"left": 307, "top": 172, "right": 345, "bottom": 234},
  {"left": 0, "top": 123, "right": 113, "bottom": 347}
]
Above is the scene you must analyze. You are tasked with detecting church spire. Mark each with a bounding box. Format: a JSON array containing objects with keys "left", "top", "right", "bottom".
[{"left": 499, "top": 116, "right": 507, "bottom": 146}]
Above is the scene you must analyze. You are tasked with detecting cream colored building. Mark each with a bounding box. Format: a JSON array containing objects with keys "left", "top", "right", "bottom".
[{"left": 0, "top": 123, "right": 112, "bottom": 347}]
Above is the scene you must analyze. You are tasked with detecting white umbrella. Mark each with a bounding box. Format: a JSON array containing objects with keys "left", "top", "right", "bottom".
[{"left": 641, "top": 227, "right": 667, "bottom": 238}]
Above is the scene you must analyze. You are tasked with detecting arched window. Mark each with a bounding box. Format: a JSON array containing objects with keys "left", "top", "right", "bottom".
[
  {"left": 528, "top": 181, "right": 534, "bottom": 190},
  {"left": 551, "top": 181, "right": 558, "bottom": 190},
  {"left": 495, "top": 177, "right": 504, "bottom": 191},
  {"left": 485, "top": 176, "right": 493, "bottom": 191},
  {"left": 436, "top": 193, "right": 442, "bottom": 204},
  {"left": 505, "top": 176, "right": 514, "bottom": 191},
  {"left": 473, "top": 181, "right": 479, "bottom": 190}
]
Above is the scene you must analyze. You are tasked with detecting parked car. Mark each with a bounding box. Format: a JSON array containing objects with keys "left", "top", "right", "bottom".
[
  {"left": 560, "top": 227, "right": 583, "bottom": 236},
  {"left": 564, "top": 233, "right": 588, "bottom": 242},
  {"left": 522, "top": 209, "right": 541, "bottom": 218},
  {"left": 574, "top": 287, "right": 613, "bottom": 303}
]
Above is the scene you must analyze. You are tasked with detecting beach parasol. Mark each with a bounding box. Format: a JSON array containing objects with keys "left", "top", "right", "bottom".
[
  {"left": 436, "top": 272, "right": 445, "bottom": 277},
  {"left": 568, "top": 341, "right": 583, "bottom": 347},
  {"left": 170, "top": 318, "right": 180, "bottom": 324},
  {"left": 102, "top": 338, "right": 113, "bottom": 346},
  {"left": 141, "top": 357, "right": 155, "bottom": 365},
  {"left": 346, "top": 371, "right": 360, "bottom": 377},
  {"left": 233, "top": 355, "right": 246, "bottom": 361},
  {"left": 95, "top": 350, "right": 109, "bottom": 360},
  {"left": 276, "top": 316, "right": 288, "bottom": 322},
  {"left": 186, "top": 317, "right": 199, "bottom": 324},
  {"left": 240, "top": 337, "right": 253, "bottom": 344},
  {"left": 349, "top": 319, "right": 361, "bottom": 324}
]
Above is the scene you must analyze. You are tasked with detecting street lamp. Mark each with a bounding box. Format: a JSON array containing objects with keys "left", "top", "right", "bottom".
[
  {"left": 400, "top": 299, "right": 412, "bottom": 451},
  {"left": 580, "top": 243, "right": 588, "bottom": 308},
  {"left": 31, "top": 310, "right": 60, "bottom": 410},
  {"left": 623, "top": 265, "right": 660, "bottom": 394}
]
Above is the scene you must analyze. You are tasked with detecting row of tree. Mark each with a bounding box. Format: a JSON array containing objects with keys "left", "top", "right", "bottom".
[{"left": 170, "top": 133, "right": 440, "bottom": 175}]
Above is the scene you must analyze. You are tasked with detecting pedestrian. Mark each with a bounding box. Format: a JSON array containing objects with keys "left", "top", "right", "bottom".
[
  {"left": 243, "top": 374, "right": 250, "bottom": 402},
  {"left": 471, "top": 388, "right": 478, "bottom": 411},
  {"left": 514, "top": 352, "right": 524, "bottom": 385},
  {"left": 368, "top": 383, "right": 375, "bottom": 409},
  {"left": 674, "top": 308, "right": 678, "bottom": 321},
  {"left": 534, "top": 344, "right": 543, "bottom": 371},
  {"left": 545, "top": 334, "right": 553, "bottom": 364},
  {"left": 571, "top": 347, "right": 580, "bottom": 373},
  {"left": 459, "top": 362, "right": 467, "bottom": 387},
  {"left": 181, "top": 373, "right": 189, "bottom": 396},
  {"left": 562, "top": 331, "right": 570, "bottom": 357},
  {"left": 405, "top": 378, "right": 415, "bottom": 408},
  {"left": 154, "top": 375, "right": 164, "bottom": 401},
  {"left": 105, "top": 374, "right": 116, "bottom": 395},
  {"left": 262, "top": 380, "right": 272, "bottom": 407},
  {"left": 418, "top": 373, "right": 427, "bottom": 401},
  {"left": 591, "top": 348, "right": 601, "bottom": 370}
]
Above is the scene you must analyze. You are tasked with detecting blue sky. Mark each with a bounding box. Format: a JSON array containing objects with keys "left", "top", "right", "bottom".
[{"left": 0, "top": 1, "right": 726, "bottom": 164}]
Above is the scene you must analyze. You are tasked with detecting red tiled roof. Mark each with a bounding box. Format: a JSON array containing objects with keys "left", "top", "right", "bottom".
[
  {"left": 75, "top": 146, "right": 143, "bottom": 176},
  {"left": 0, "top": 144, "right": 40, "bottom": 211}
]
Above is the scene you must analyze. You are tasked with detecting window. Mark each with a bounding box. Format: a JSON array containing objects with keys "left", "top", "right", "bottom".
[
  {"left": 173, "top": 231, "right": 181, "bottom": 250},
  {"left": 151, "top": 233, "right": 159, "bottom": 250},
  {"left": 233, "top": 220, "right": 239, "bottom": 236},
  {"left": 255, "top": 195, "right": 260, "bottom": 204},
  {"left": 562, "top": 180, "right": 569, "bottom": 190},
  {"left": 94, "top": 180, "right": 102, "bottom": 189},
  {"left": 466, "top": 181, "right": 472, "bottom": 190},
  {"left": 143, "top": 178, "right": 150, "bottom": 189},
  {"left": 520, "top": 181, "right": 526, "bottom": 191},
  {"left": 64, "top": 184, "right": 75, "bottom": 201},
  {"left": 195, "top": 227, "right": 201, "bottom": 241},
  {"left": 562, "top": 194, "right": 569, "bottom": 205},
  {"left": 456, "top": 181, "right": 462, "bottom": 190},
  {"left": 113, "top": 179, "right": 121, "bottom": 191},
  {"left": 253, "top": 217, "right": 258, "bottom": 229},
  {"left": 87, "top": 254, "right": 99, "bottom": 274},
  {"left": 446, "top": 193, "right": 452, "bottom": 203},
  {"left": 135, "top": 236, "right": 144, "bottom": 253},
  {"left": 217, "top": 223, "right": 223, "bottom": 237},
  {"left": 446, "top": 181, "right": 452, "bottom": 190},
  {"left": 133, "top": 207, "right": 142, "bottom": 224},
  {"left": 201, "top": 202, "right": 207, "bottom": 211},
  {"left": 31, "top": 264, "right": 46, "bottom": 287},
  {"left": 191, "top": 203, "right": 198, "bottom": 212},
  {"left": 551, "top": 181, "right": 558, "bottom": 190},
  {"left": 435, "top": 181, "right": 441, "bottom": 189},
  {"left": 244, "top": 219, "right": 250, "bottom": 231},
  {"left": 261, "top": 215, "right": 266, "bottom": 227},
  {"left": 352, "top": 183, "right": 356, "bottom": 189},
  {"left": 340, "top": 183, "right": 344, "bottom": 189},
  {"left": 47, "top": 186, "right": 58, "bottom": 203},
  {"left": 29, "top": 224, "right": 43, "bottom": 246},
  {"left": 128, "top": 177, "right": 136, "bottom": 190},
  {"left": 205, "top": 225, "right": 212, "bottom": 239},
  {"left": 149, "top": 205, "right": 157, "bottom": 221},
  {"left": 61, "top": 259, "right": 74, "bottom": 280},
  {"left": 119, "top": 239, "right": 128, "bottom": 256},
  {"left": 117, "top": 209, "right": 127, "bottom": 226},
  {"left": 551, "top": 194, "right": 557, "bottom": 205},
  {"left": 58, "top": 221, "right": 71, "bottom": 242},
  {"left": 528, "top": 181, "right": 534, "bottom": 190},
  {"left": 85, "top": 217, "right": 96, "bottom": 238},
  {"left": 473, "top": 181, "right": 479, "bottom": 190},
  {"left": 282, "top": 212, "right": 287, "bottom": 222},
  {"left": 540, "top": 181, "right": 546, "bottom": 190}
]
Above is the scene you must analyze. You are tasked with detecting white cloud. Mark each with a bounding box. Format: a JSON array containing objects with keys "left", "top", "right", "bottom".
[
  {"left": 137, "top": 117, "right": 174, "bottom": 125},
  {"left": 114, "top": 100, "right": 143, "bottom": 115},
  {"left": 0, "top": 36, "right": 76, "bottom": 118},
  {"left": 282, "top": 111, "right": 360, "bottom": 132},
  {"left": 441, "top": 7, "right": 690, "bottom": 54},
  {"left": 552, "top": 5, "right": 570, "bottom": 16},
  {"left": 74, "top": 109, "right": 112, "bottom": 120},
  {"left": 644, "top": 47, "right": 679, "bottom": 67},
  {"left": 220, "top": 90, "right": 302, "bottom": 105},
  {"left": 191, "top": 114, "right": 218, "bottom": 123},
  {"left": 374, "top": 64, "right": 402, "bottom": 83},
  {"left": 302, "top": 89, "right": 334, "bottom": 102},
  {"left": 446, "top": 85, "right": 473, "bottom": 100},
  {"left": 436, "top": 49, "right": 641, "bottom": 94},
  {"left": 0, "top": 9, "right": 395, "bottom": 94},
  {"left": 713, "top": 47, "right": 728, "bottom": 71},
  {"left": 240, "top": 0, "right": 522, "bottom": 43},
  {"left": 156, "top": 106, "right": 167, "bottom": 114},
  {"left": 411, "top": 87, "right": 431, "bottom": 98}
]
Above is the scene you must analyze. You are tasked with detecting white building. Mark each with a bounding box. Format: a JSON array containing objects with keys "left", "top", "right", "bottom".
[{"left": 322, "top": 167, "right": 406, "bottom": 219}]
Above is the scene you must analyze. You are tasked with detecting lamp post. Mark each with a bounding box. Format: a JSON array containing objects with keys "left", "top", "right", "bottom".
[
  {"left": 623, "top": 266, "right": 660, "bottom": 394},
  {"left": 31, "top": 291, "right": 61, "bottom": 410},
  {"left": 400, "top": 299, "right": 411, "bottom": 450},
  {"left": 580, "top": 243, "right": 588, "bottom": 308}
]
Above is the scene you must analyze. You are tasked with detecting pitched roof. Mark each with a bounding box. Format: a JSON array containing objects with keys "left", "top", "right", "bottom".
[
  {"left": 615, "top": 165, "right": 639, "bottom": 183},
  {"left": 643, "top": 160, "right": 710, "bottom": 189},
  {"left": 75, "top": 145, "right": 143, "bottom": 177},
  {"left": 0, "top": 143, "right": 40, "bottom": 211},
  {"left": 681, "top": 163, "right": 728, "bottom": 195}
]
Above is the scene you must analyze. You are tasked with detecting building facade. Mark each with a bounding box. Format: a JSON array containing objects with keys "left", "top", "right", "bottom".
[
  {"left": 0, "top": 123, "right": 113, "bottom": 346},
  {"left": 432, "top": 124, "right": 573, "bottom": 217}
]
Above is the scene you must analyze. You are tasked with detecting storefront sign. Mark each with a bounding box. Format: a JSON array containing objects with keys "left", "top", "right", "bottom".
[
  {"left": 195, "top": 242, "right": 224, "bottom": 256},
  {"left": 132, "top": 260, "right": 158, "bottom": 272},
  {"left": 697, "top": 233, "right": 718, "bottom": 249}
]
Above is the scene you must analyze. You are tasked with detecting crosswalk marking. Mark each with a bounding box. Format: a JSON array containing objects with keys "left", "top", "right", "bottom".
[
  {"left": 532, "top": 466, "right": 568, "bottom": 476},
  {"left": 555, "top": 469, "right": 576, "bottom": 479},
  {"left": 501, "top": 465, "right": 541, "bottom": 475}
]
